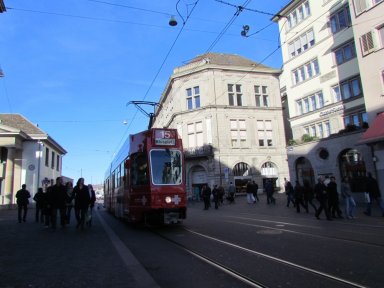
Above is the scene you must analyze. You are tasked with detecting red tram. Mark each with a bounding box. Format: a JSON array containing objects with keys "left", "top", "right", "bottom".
[{"left": 104, "top": 128, "right": 187, "bottom": 224}]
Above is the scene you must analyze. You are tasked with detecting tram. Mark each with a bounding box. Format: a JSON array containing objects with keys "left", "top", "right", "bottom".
[{"left": 104, "top": 128, "right": 187, "bottom": 224}]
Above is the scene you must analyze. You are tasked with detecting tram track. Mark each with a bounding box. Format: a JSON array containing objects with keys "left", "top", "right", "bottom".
[{"left": 149, "top": 226, "right": 368, "bottom": 288}]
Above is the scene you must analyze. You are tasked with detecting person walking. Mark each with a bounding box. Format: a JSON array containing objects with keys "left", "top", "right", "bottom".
[
  {"left": 246, "top": 181, "right": 255, "bottom": 204},
  {"left": 252, "top": 181, "right": 259, "bottom": 202},
  {"left": 265, "top": 180, "right": 276, "bottom": 205},
  {"left": 212, "top": 185, "right": 220, "bottom": 209},
  {"left": 73, "top": 178, "right": 91, "bottom": 230},
  {"left": 285, "top": 179, "right": 295, "bottom": 208},
  {"left": 327, "top": 176, "right": 343, "bottom": 218},
  {"left": 65, "top": 181, "right": 74, "bottom": 224},
  {"left": 340, "top": 176, "right": 356, "bottom": 219},
  {"left": 201, "top": 184, "right": 211, "bottom": 210},
  {"left": 33, "top": 187, "right": 45, "bottom": 223},
  {"left": 364, "top": 172, "right": 384, "bottom": 217},
  {"left": 16, "top": 184, "right": 31, "bottom": 223},
  {"left": 227, "top": 182, "right": 236, "bottom": 204},
  {"left": 294, "top": 181, "right": 308, "bottom": 213},
  {"left": 314, "top": 176, "right": 331, "bottom": 220},
  {"left": 303, "top": 180, "right": 317, "bottom": 213},
  {"left": 46, "top": 177, "right": 68, "bottom": 229},
  {"left": 87, "top": 184, "right": 96, "bottom": 226}
]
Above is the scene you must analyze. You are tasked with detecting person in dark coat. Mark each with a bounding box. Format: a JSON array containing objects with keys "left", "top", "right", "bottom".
[
  {"left": 252, "top": 181, "right": 259, "bottom": 202},
  {"left": 33, "top": 187, "right": 45, "bottom": 223},
  {"left": 16, "top": 184, "right": 31, "bottom": 223},
  {"left": 47, "top": 177, "right": 68, "bottom": 229},
  {"left": 212, "top": 185, "right": 220, "bottom": 209},
  {"left": 364, "top": 172, "right": 384, "bottom": 216},
  {"left": 303, "top": 180, "right": 317, "bottom": 213},
  {"left": 284, "top": 179, "right": 295, "bottom": 208},
  {"left": 314, "top": 176, "right": 331, "bottom": 220},
  {"left": 73, "top": 178, "right": 91, "bottom": 229},
  {"left": 294, "top": 181, "right": 308, "bottom": 213},
  {"left": 87, "top": 184, "right": 96, "bottom": 226},
  {"left": 265, "top": 180, "right": 276, "bottom": 205},
  {"left": 201, "top": 184, "right": 211, "bottom": 210},
  {"left": 327, "top": 176, "right": 343, "bottom": 218}
]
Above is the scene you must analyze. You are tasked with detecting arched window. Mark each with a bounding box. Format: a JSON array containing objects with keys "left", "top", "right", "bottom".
[
  {"left": 261, "top": 161, "right": 277, "bottom": 177},
  {"left": 295, "top": 157, "right": 314, "bottom": 186},
  {"left": 233, "top": 162, "right": 250, "bottom": 176},
  {"left": 339, "top": 149, "right": 366, "bottom": 192}
]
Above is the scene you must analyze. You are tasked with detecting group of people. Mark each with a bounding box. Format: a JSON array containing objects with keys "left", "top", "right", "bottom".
[
  {"left": 284, "top": 172, "right": 384, "bottom": 220},
  {"left": 16, "top": 177, "right": 96, "bottom": 230}
]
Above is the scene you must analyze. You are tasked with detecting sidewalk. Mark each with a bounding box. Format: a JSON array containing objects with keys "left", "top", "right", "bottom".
[{"left": 0, "top": 207, "right": 160, "bottom": 288}]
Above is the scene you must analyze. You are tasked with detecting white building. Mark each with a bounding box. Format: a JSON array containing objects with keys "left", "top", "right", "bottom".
[
  {"left": 153, "top": 52, "right": 289, "bottom": 197},
  {"left": 272, "top": 0, "right": 373, "bottom": 192},
  {"left": 0, "top": 114, "right": 67, "bottom": 206},
  {"left": 350, "top": 0, "right": 384, "bottom": 192}
]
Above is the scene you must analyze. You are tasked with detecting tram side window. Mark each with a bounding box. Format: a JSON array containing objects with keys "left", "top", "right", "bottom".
[{"left": 131, "top": 152, "right": 149, "bottom": 185}]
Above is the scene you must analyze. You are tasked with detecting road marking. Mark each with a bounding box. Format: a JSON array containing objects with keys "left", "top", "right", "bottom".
[
  {"left": 96, "top": 211, "right": 160, "bottom": 288},
  {"left": 185, "top": 228, "right": 367, "bottom": 288}
]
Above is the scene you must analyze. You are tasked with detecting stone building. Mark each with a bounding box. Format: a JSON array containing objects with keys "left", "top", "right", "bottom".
[
  {"left": 272, "top": 0, "right": 373, "bottom": 191},
  {"left": 0, "top": 114, "right": 67, "bottom": 206},
  {"left": 152, "top": 52, "right": 289, "bottom": 198}
]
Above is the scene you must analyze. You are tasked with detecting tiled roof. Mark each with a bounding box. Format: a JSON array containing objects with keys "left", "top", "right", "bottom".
[
  {"left": 188, "top": 52, "right": 270, "bottom": 69},
  {"left": 0, "top": 114, "right": 45, "bottom": 135}
]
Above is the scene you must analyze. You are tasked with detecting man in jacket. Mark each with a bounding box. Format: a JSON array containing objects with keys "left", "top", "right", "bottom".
[
  {"left": 47, "top": 177, "right": 68, "bottom": 229},
  {"left": 16, "top": 184, "right": 31, "bottom": 223}
]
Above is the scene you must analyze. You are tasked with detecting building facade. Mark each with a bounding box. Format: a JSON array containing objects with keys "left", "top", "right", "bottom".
[
  {"left": 272, "top": 0, "right": 373, "bottom": 191},
  {"left": 349, "top": 0, "right": 384, "bottom": 192},
  {"left": 0, "top": 114, "right": 67, "bottom": 206},
  {"left": 152, "top": 53, "right": 289, "bottom": 198}
]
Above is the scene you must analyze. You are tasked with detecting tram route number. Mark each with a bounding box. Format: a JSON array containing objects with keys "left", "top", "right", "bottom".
[{"left": 154, "top": 130, "right": 176, "bottom": 146}]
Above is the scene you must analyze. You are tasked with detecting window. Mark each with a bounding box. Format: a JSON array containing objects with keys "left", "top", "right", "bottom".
[
  {"left": 286, "top": 1, "right": 311, "bottom": 31},
  {"left": 334, "top": 41, "right": 356, "bottom": 65},
  {"left": 288, "top": 29, "right": 315, "bottom": 58},
  {"left": 45, "top": 147, "right": 49, "bottom": 167},
  {"left": 257, "top": 120, "right": 273, "bottom": 147},
  {"left": 255, "top": 85, "right": 269, "bottom": 107},
  {"left": 51, "top": 151, "right": 55, "bottom": 169},
  {"left": 304, "top": 121, "right": 331, "bottom": 138},
  {"left": 344, "top": 111, "right": 368, "bottom": 128},
  {"left": 296, "top": 91, "right": 324, "bottom": 115},
  {"left": 56, "top": 155, "right": 60, "bottom": 171},
  {"left": 131, "top": 152, "right": 148, "bottom": 185},
  {"left": 292, "top": 59, "right": 320, "bottom": 85},
  {"left": 150, "top": 149, "right": 182, "bottom": 185},
  {"left": 381, "top": 69, "right": 384, "bottom": 92},
  {"left": 330, "top": 5, "right": 351, "bottom": 34},
  {"left": 353, "top": 0, "right": 384, "bottom": 15},
  {"left": 228, "top": 84, "right": 243, "bottom": 106},
  {"left": 186, "top": 86, "right": 201, "bottom": 110},
  {"left": 187, "top": 121, "right": 203, "bottom": 148},
  {"left": 360, "top": 31, "right": 375, "bottom": 55},
  {"left": 230, "top": 119, "right": 247, "bottom": 148},
  {"left": 333, "top": 77, "right": 362, "bottom": 100}
]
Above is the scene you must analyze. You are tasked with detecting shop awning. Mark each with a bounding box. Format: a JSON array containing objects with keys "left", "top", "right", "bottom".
[{"left": 358, "top": 112, "right": 384, "bottom": 145}]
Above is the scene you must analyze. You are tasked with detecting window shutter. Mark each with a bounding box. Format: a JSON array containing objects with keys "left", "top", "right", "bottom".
[{"left": 360, "top": 31, "right": 375, "bottom": 55}]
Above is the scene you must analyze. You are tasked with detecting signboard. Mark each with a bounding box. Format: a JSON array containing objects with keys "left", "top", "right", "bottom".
[{"left": 154, "top": 129, "right": 176, "bottom": 146}]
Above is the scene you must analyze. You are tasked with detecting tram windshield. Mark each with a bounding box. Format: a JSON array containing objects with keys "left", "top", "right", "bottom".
[{"left": 150, "top": 149, "right": 182, "bottom": 185}]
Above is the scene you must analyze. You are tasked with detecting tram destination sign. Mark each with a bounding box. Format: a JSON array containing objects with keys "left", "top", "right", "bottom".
[{"left": 154, "top": 129, "right": 176, "bottom": 146}]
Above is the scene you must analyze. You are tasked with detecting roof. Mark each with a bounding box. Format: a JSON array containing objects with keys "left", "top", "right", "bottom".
[
  {"left": 358, "top": 113, "right": 384, "bottom": 145},
  {"left": 0, "top": 114, "right": 46, "bottom": 135},
  {"left": 0, "top": 113, "right": 67, "bottom": 154},
  {"left": 188, "top": 52, "right": 270, "bottom": 69}
]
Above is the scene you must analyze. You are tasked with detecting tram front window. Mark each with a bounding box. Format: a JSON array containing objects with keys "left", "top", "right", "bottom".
[{"left": 150, "top": 149, "right": 182, "bottom": 185}]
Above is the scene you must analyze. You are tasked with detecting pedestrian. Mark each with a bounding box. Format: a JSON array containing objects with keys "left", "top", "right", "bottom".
[
  {"left": 227, "top": 182, "right": 236, "bottom": 204},
  {"left": 314, "top": 176, "right": 331, "bottom": 220},
  {"left": 46, "top": 177, "right": 68, "bottom": 229},
  {"left": 65, "top": 181, "right": 74, "bottom": 224},
  {"left": 33, "top": 187, "right": 45, "bottom": 223},
  {"left": 265, "top": 180, "right": 276, "bottom": 205},
  {"left": 87, "top": 184, "right": 96, "bottom": 226},
  {"left": 212, "top": 185, "right": 220, "bottom": 209},
  {"left": 285, "top": 179, "right": 295, "bottom": 208},
  {"left": 73, "top": 178, "right": 91, "bottom": 230},
  {"left": 303, "top": 180, "right": 317, "bottom": 213},
  {"left": 15, "top": 184, "right": 31, "bottom": 223},
  {"left": 363, "top": 172, "right": 384, "bottom": 217},
  {"left": 252, "top": 181, "right": 259, "bottom": 202},
  {"left": 340, "top": 176, "right": 356, "bottom": 219},
  {"left": 201, "top": 184, "right": 211, "bottom": 210},
  {"left": 327, "top": 176, "right": 343, "bottom": 218},
  {"left": 246, "top": 181, "right": 255, "bottom": 204},
  {"left": 218, "top": 186, "right": 225, "bottom": 205},
  {"left": 294, "top": 180, "right": 308, "bottom": 213}
]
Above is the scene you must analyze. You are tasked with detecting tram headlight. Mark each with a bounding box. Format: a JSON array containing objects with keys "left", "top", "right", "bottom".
[{"left": 165, "top": 196, "right": 172, "bottom": 204}]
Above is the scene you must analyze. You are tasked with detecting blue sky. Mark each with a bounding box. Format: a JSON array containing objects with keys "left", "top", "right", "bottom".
[{"left": 0, "top": 0, "right": 287, "bottom": 184}]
